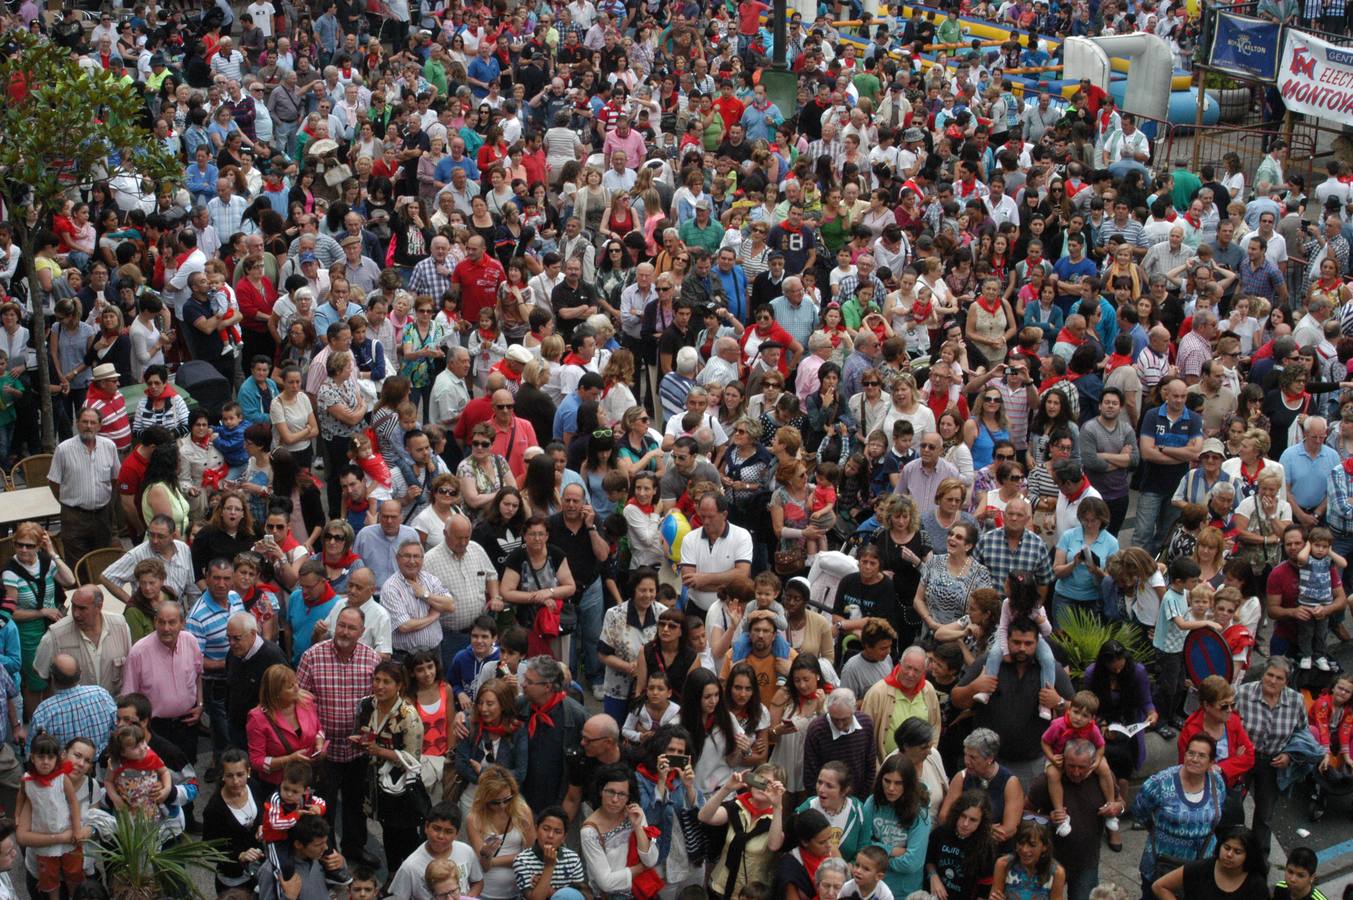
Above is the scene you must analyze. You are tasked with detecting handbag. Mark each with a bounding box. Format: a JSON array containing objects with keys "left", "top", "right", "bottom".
[
  {"left": 675, "top": 806, "right": 710, "bottom": 863},
  {"left": 774, "top": 545, "right": 806, "bottom": 576}
]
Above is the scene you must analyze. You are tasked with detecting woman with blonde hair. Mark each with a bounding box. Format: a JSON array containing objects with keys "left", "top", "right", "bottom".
[
  {"left": 1105, "top": 547, "right": 1167, "bottom": 630},
  {"left": 467, "top": 765, "right": 536, "bottom": 900},
  {"left": 1193, "top": 526, "right": 1227, "bottom": 588},
  {"left": 245, "top": 663, "right": 324, "bottom": 787},
  {"left": 1221, "top": 427, "right": 1286, "bottom": 507}
]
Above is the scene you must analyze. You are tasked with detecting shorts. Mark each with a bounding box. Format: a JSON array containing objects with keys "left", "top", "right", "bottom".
[{"left": 36, "top": 848, "right": 84, "bottom": 892}]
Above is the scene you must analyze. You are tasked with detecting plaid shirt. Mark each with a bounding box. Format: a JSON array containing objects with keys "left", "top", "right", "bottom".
[
  {"left": 296, "top": 639, "right": 381, "bottom": 763},
  {"left": 975, "top": 527, "right": 1054, "bottom": 591},
  {"left": 29, "top": 685, "right": 118, "bottom": 756},
  {"left": 423, "top": 540, "right": 497, "bottom": 632},
  {"left": 1237, "top": 257, "right": 1285, "bottom": 303},
  {"left": 1235, "top": 681, "right": 1308, "bottom": 757},
  {"left": 1327, "top": 465, "right": 1353, "bottom": 533},
  {"left": 408, "top": 256, "right": 454, "bottom": 299}
]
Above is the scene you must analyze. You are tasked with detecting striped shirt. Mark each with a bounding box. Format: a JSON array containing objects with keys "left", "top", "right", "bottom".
[
  {"left": 296, "top": 638, "right": 381, "bottom": 763},
  {"left": 100, "top": 540, "right": 199, "bottom": 605},
  {"left": 186, "top": 591, "right": 244, "bottom": 664},
  {"left": 381, "top": 569, "right": 451, "bottom": 653},
  {"left": 48, "top": 434, "right": 120, "bottom": 510},
  {"left": 514, "top": 846, "right": 586, "bottom": 896},
  {"left": 1098, "top": 217, "right": 1147, "bottom": 248}
]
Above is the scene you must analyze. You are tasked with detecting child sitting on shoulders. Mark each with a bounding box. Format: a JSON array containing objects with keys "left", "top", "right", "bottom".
[
  {"left": 975, "top": 571, "right": 1057, "bottom": 718},
  {"left": 349, "top": 432, "right": 393, "bottom": 502},
  {"left": 1041, "top": 690, "right": 1119, "bottom": 838}
]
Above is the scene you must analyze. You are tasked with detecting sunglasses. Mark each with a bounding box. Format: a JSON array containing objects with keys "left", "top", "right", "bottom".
[
  {"left": 472, "top": 440, "right": 494, "bottom": 448},
  {"left": 494, "top": 403, "right": 515, "bottom": 410},
  {"left": 984, "top": 396, "right": 1002, "bottom": 403},
  {"left": 593, "top": 428, "right": 613, "bottom": 439},
  {"left": 323, "top": 533, "right": 346, "bottom": 541},
  {"left": 488, "top": 796, "right": 516, "bottom": 807},
  {"left": 862, "top": 380, "right": 881, "bottom": 387},
  {"left": 14, "top": 542, "right": 35, "bottom": 550},
  {"left": 437, "top": 487, "right": 459, "bottom": 496},
  {"left": 995, "top": 453, "right": 1016, "bottom": 461}
]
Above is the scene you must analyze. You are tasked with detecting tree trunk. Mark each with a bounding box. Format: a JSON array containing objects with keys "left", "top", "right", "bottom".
[{"left": 17, "top": 230, "right": 54, "bottom": 453}]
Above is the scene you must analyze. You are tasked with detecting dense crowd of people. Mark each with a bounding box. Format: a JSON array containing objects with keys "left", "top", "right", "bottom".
[{"left": 0, "top": 0, "right": 1351, "bottom": 898}]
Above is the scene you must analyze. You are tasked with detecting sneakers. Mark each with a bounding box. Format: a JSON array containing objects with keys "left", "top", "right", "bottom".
[
  {"left": 1300, "top": 657, "right": 1314, "bottom": 670},
  {"left": 1039, "top": 705, "right": 1053, "bottom": 720},
  {"left": 974, "top": 691, "right": 991, "bottom": 704},
  {"left": 1105, "top": 816, "right": 1120, "bottom": 832},
  {"left": 1315, "top": 656, "right": 1333, "bottom": 672},
  {"left": 591, "top": 684, "right": 607, "bottom": 702},
  {"left": 1056, "top": 817, "right": 1072, "bottom": 837}
]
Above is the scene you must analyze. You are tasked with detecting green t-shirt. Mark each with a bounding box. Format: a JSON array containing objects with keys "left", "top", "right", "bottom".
[
  {"left": 0, "top": 374, "right": 25, "bottom": 427},
  {"left": 853, "top": 72, "right": 882, "bottom": 105}
]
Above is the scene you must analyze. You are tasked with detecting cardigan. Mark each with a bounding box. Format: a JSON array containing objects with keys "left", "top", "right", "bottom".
[
  {"left": 1176, "top": 709, "right": 1254, "bottom": 788},
  {"left": 202, "top": 783, "right": 266, "bottom": 885},
  {"left": 860, "top": 678, "right": 942, "bottom": 763}
]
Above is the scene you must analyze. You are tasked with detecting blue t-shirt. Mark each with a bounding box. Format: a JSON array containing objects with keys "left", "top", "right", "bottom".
[
  {"left": 1139, "top": 404, "right": 1202, "bottom": 494},
  {"left": 287, "top": 588, "right": 340, "bottom": 665},
  {"left": 1055, "top": 526, "right": 1120, "bottom": 601}
]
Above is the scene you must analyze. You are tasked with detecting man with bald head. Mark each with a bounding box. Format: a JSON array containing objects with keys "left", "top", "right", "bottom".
[
  {"left": 488, "top": 387, "right": 536, "bottom": 479},
  {"left": 224, "top": 611, "right": 286, "bottom": 749},
  {"left": 861, "top": 646, "right": 941, "bottom": 763},
  {"left": 563, "top": 713, "right": 633, "bottom": 821},
  {"left": 33, "top": 584, "right": 132, "bottom": 696},
  {"left": 320, "top": 567, "right": 391, "bottom": 656},
  {"left": 453, "top": 234, "right": 507, "bottom": 324},
  {"left": 896, "top": 432, "right": 960, "bottom": 518},
  {"left": 1280, "top": 415, "right": 1339, "bottom": 531},
  {"left": 425, "top": 515, "right": 501, "bottom": 673},
  {"left": 409, "top": 234, "right": 455, "bottom": 299},
  {"left": 1135, "top": 324, "right": 1174, "bottom": 395},
  {"left": 29, "top": 653, "right": 118, "bottom": 756},
  {"left": 352, "top": 500, "right": 419, "bottom": 587},
  {"left": 976, "top": 497, "right": 1054, "bottom": 597}
]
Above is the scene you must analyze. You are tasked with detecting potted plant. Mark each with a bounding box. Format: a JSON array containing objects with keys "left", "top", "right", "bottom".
[
  {"left": 1052, "top": 606, "right": 1155, "bottom": 683},
  {"left": 93, "top": 810, "right": 228, "bottom": 900}
]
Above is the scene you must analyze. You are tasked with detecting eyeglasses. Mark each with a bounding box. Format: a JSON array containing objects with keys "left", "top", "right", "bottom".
[
  {"left": 592, "top": 428, "right": 613, "bottom": 439},
  {"left": 494, "top": 403, "right": 514, "bottom": 410},
  {"left": 472, "top": 440, "right": 494, "bottom": 448},
  {"left": 324, "top": 533, "right": 346, "bottom": 541},
  {"left": 984, "top": 396, "right": 1002, "bottom": 404},
  {"left": 994, "top": 453, "right": 1016, "bottom": 461},
  {"left": 1214, "top": 701, "right": 1235, "bottom": 710},
  {"left": 488, "top": 795, "right": 516, "bottom": 807},
  {"left": 1005, "top": 474, "right": 1025, "bottom": 482},
  {"left": 659, "top": 620, "right": 682, "bottom": 629},
  {"left": 601, "top": 788, "right": 630, "bottom": 800}
]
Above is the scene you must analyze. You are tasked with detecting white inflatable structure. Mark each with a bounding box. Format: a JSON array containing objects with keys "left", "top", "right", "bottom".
[{"left": 1062, "top": 34, "right": 1175, "bottom": 123}]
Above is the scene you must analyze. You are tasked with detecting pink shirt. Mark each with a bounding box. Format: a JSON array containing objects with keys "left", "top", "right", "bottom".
[
  {"left": 246, "top": 699, "right": 324, "bottom": 785},
  {"left": 122, "top": 631, "right": 203, "bottom": 719},
  {"left": 1041, "top": 714, "right": 1105, "bottom": 754}
]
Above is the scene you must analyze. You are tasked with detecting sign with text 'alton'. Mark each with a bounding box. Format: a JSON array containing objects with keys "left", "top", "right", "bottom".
[{"left": 1208, "top": 12, "right": 1281, "bottom": 83}]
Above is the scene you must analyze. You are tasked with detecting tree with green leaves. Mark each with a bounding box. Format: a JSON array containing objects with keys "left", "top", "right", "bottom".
[{"left": 0, "top": 32, "right": 179, "bottom": 451}]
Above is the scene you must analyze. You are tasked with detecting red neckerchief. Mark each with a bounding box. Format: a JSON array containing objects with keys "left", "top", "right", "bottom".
[
  {"left": 1343, "top": 457, "right": 1353, "bottom": 479},
  {"left": 800, "top": 847, "right": 828, "bottom": 883},
  {"left": 478, "top": 326, "right": 498, "bottom": 343},
  {"left": 528, "top": 691, "right": 566, "bottom": 736},
  {"left": 1240, "top": 459, "right": 1264, "bottom": 484},
  {"left": 1054, "top": 326, "right": 1084, "bottom": 347},
  {"left": 1098, "top": 109, "right": 1114, "bottom": 131},
  {"left": 149, "top": 383, "right": 179, "bottom": 408},
  {"left": 490, "top": 359, "right": 523, "bottom": 383},
  {"left": 562, "top": 352, "right": 590, "bottom": 367},
  {"left": 1317, "top": 277, "right": 1343, "bottom": 294},
  {"left": 117, "top": 749, "right": 165, "bottom": 772},
  {"left": 736, "top": 792, "right": 774, "bottom": 818},
  {"left": 242, "top": 582, "right": 279, "bottom": 614},
  {"left": 324, "top": 550, "right": 362, "bottom": 569},
  {"left": 1184, "top": 213, "right": 1202, "bottom": 229},
  {"left": 637, "top": 762, "right": 681, "bottom": 790},
  {"left": 1282, "top": 388, "right": 1309, "bottom": 407},
  {"left": 975, "top": 294, "right": 1003, "bottom": 316},
  {"left": 1062, "top": 475, "right": 1091, "bottom": 502},
  {"left": 627, "top": 498, "right": 654, "bottom": 515},
  {"left": 957, "top": 179, "right": 980, "bottom": 198},
  {"left": 25, "top": 759, "right": 72, "bottom": 788},
  {"left": 303, "top": 580, "right": 337, "bottom": 610},
  {"left": 777, "top": 220, "right": 802, "bottom": 234},
  {"left": 480, "top": 721, "right": 515, "bottom": 738},
  {"left": 703, "top": 713, "right": 716, "bottom": 731},
  {"left": 882, "top": 664, "right": 926, "bottom": 698},
  {"left": 1105, "top": 352, "right": 1133, "bottom": 372}
]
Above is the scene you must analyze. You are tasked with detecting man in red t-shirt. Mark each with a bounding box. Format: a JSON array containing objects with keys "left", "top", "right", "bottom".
[
  {"left": 451, "top": 235, "right": 506, "bottom": 323},
  {"left": 712, "top": 80, "right": 746, "bottom": 132}
]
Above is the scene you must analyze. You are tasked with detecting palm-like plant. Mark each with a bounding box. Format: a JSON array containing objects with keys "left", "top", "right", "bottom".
[
  {"left": 1052, "top": 607, "right": 1155, "bottom": 682},
  {"left": 92, "top": 810, "right": 228, "bottom": 900}
]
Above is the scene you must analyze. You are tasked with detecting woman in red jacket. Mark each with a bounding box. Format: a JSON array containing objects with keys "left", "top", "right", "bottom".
[
  {"left": 1177, "top": 675, "right": 1254, "bottom": 823},
  {"left": 1309, "top": 673, "right": 1353, "bottom": 820}
]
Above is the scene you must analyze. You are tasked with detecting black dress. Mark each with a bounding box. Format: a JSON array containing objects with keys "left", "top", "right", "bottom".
[
  {"left": 872, "top": 527, "right": 932, "bottom": 648},
  {"left": 1179, "top": 860, "right": 1270, "bottom": 900},
  {"left": 190, "top": 525, "right": 260, "bottom": 582}
]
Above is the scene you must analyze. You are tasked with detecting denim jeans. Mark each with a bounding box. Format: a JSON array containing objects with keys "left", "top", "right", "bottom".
[
  {"left": 1064, "top": 865, "right": 1099, "bottom": 900},
  {"left": 203, "top": 677, "right": 230, "bottom": 760},
  {"left": 1131, "top": 490, "right": 1176, "bottom": 556},
  {"left": 985, "top": 632, "right": 1056, "bottom": 688},
  {"left": 574, "top": 577, "right": 605, "bottom": 688}
]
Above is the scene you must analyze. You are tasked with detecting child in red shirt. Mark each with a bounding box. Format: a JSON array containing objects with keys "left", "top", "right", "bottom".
[{"left": 1041, "top": 690, "right": 1120, "bottom": 839}]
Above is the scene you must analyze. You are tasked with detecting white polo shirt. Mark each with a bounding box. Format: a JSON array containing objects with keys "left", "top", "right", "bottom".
[{"left": 679, "top": 521, "right": 753, "bottom": 613}]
